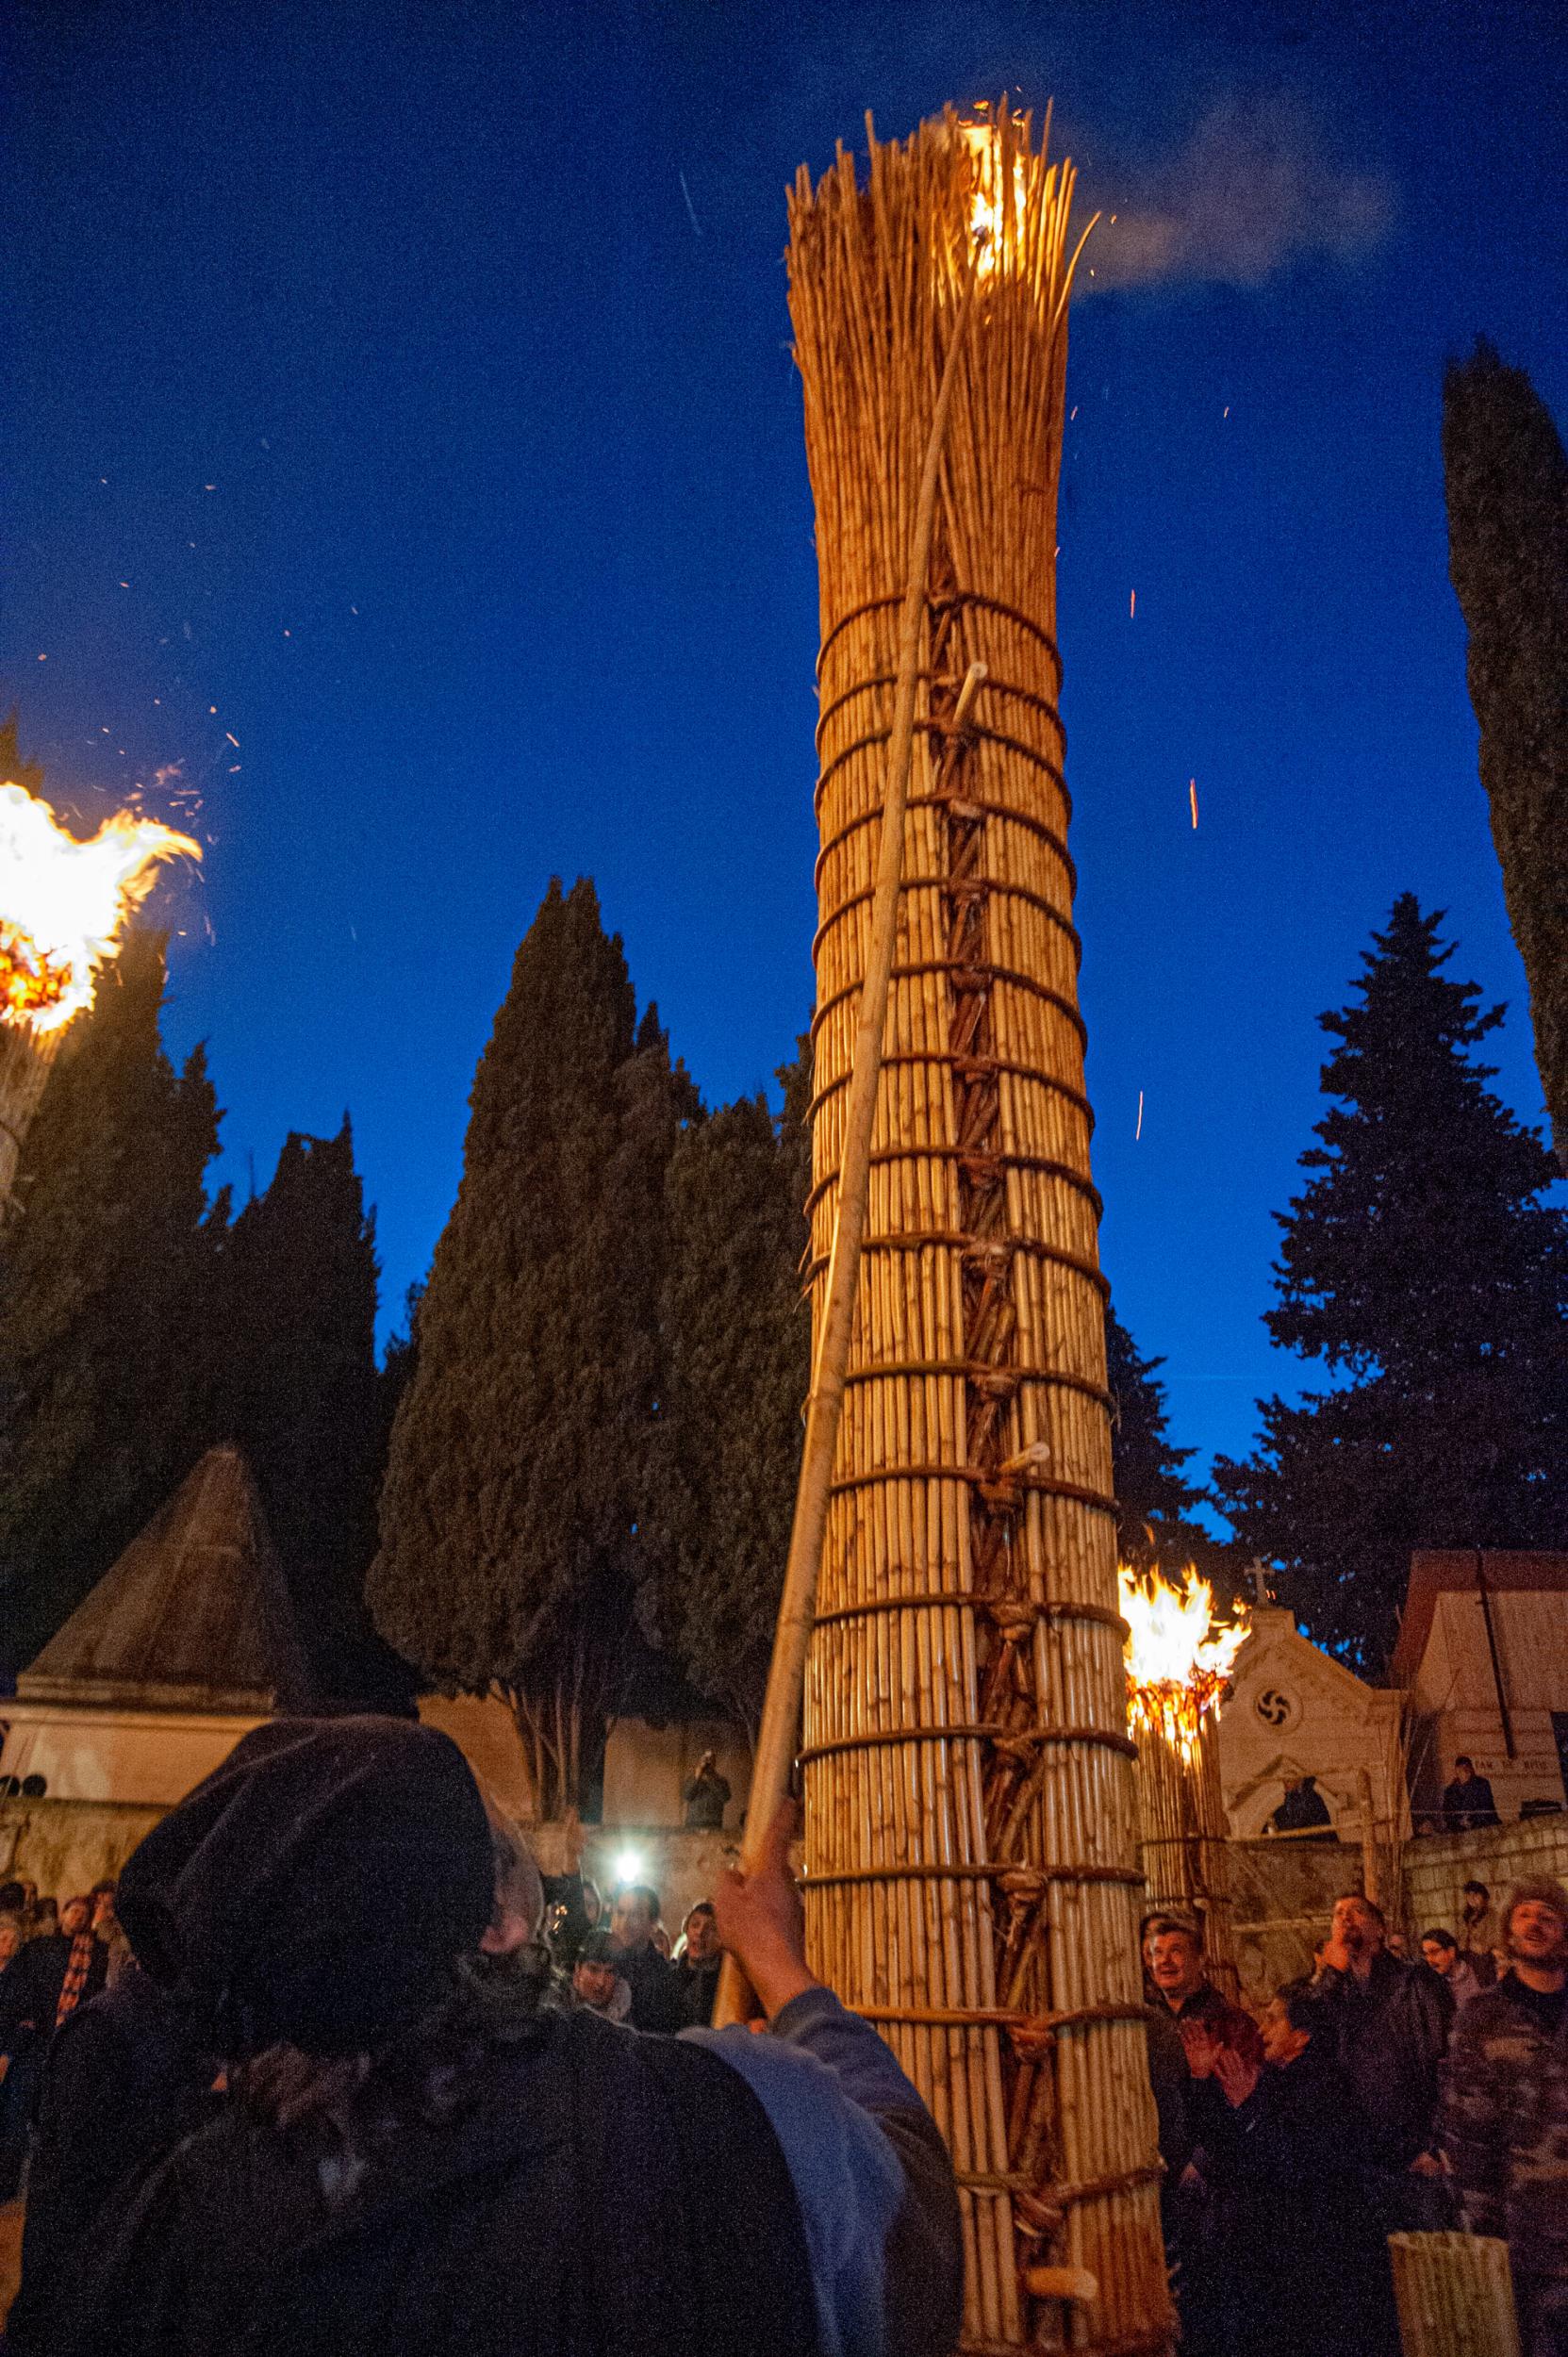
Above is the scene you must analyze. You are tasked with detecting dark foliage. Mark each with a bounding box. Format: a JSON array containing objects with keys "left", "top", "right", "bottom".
[
  {"left": 368, "top": 880, "right": 696, "bottom": 1812},
  {"left": 224, "top": 1122, "right": 415, "bottom": 1708},
  {"left": 640, "top": 1037, "right": 812, "bottom": 1738},
  {"left": 0, "top": 931, "right": 225, "bottom": 1671},
  {"left": 1213, "top": 896, "right": 1568, "bottom": 1670},
  {"left": 1444, "top": 339, "right": 1568, "bottom": 1168},
  {"left": 1105, "top": 1304, "right": 1239, "bottom": 1598}
]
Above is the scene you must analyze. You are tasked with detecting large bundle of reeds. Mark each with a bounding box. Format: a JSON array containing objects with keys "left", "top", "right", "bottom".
[
  {"left": 1134, "top": 1714, "right": 1239, "bottom": 1997},
  {"left": 790, "top": 104, "right": 1172, "bottom": 2355}
]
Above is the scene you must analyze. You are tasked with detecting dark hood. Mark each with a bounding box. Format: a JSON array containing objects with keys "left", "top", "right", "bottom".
[{"left": 117, "top": 1715, "right": 493, "bottom": 2057}]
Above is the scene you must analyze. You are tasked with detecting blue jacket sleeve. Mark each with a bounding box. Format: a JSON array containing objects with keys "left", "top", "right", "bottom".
[{"left": 685, "top": 1986, "right": 962, "bottom": 2357}]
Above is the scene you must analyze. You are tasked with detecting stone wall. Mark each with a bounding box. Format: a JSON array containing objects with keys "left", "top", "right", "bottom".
[
  {"left": 1402, "top": 1815, "right": 1568, "bottom": 1939},
  {"left": 0, "top": 1797, "right": 166, "bottom": 1899},
  {"left": 1219, "top": 1818, "right": 1568, "bottom": 2002}
]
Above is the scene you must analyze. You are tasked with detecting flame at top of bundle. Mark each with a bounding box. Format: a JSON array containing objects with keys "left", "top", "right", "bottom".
[
  {"left": 1119, "top": 1565, "right": 1249, "bottom": 1762},
  {"left": 957, "top": 114, "right": 1032, "bottom": 277},
  {"left": 0, "top": 782, "right": 201, "bottom": 1035}
]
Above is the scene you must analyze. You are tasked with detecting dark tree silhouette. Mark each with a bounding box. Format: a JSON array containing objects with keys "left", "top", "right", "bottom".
[
  {"left": 368, "top": 880, "right": 694, "bottom": 1812},
  {"left": 1104, "top": 1304, "right": 1236, "bottom": 1598},
  {"left": 0, "top": 931, "right": 225, "bottom": 1671},
  {"left": 1444, "top": 339, "right": 1568, "bottom": 1166},
  {"left": 640, "top": 1039, "right": 812, "bottom": 1739},
  {"left": 224, "top": 1121, "right": 412, "bottom": 1705},
  {"left": 1213, "top": 897, "right": 1568, "bottom": 1669}
]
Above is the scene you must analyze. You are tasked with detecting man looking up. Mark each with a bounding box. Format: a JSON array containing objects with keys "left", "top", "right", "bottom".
[
  {"left": 1144, "top": 1914, "right": 1261, "bottom": 2356},
  {"left": 608, "top": 1881, "right": 684, "bottom": 2032},
  {"left": 1146, "top": 1916, "right": 1262, "bottom": 2066},
  {"left": 1312, "top": 1892, "right": 1452, "bottom": 2225},
  {"left": 1444, "top": 1881, "right": 1568, "bottom": 2357}
]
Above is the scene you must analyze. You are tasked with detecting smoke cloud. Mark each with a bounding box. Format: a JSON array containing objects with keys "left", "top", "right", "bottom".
[{"left": 1074, "top": 99, "right": 1394, "bottom": 293}]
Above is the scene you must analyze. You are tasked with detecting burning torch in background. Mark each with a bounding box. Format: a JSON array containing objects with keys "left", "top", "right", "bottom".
[
  {"left": 1121, "top": 1566, "right": 1250, "bottom": 1996},
  {"left": 0, "top": 780, "right": 201, "bottom": 1217}
]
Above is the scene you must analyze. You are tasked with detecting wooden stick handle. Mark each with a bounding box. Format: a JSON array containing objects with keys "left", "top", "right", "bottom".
[{"left": 714, "top": 255, "right": 980, "bottom": 2029}]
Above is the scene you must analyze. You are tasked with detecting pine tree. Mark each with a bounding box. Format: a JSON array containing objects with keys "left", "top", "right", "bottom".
[
  {"left": 0, "top": 930, "right": 226, "bottom": 1669},
  {"left": 368, "top": 880, "right": 693, "bottom": 1812},
  {"left": 1444, "top": 341, "right": 1568, "bottom": 1166},
  {"left": 641, "top": 1038, "right": 812, "bottom": 1739},
  {"left": 224, "top": 1120, "right": 406, "bottom": 1700},
  {"left": 1213, "top": 896, "right": 1568, "bottom": 1668},
  {"left": 1103, "top": 1304, "right": 1235, "bottom": 1591}
]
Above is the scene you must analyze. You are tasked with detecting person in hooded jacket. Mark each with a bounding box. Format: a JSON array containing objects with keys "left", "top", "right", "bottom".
[{"left": 31, "top": 1716, "right": 961, "bottom": 2357}]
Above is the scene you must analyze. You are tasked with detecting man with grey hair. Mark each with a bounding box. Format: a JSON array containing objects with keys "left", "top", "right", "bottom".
[{"left": 1443, "top": 1879, "right": 1568, "bottom": 2356}]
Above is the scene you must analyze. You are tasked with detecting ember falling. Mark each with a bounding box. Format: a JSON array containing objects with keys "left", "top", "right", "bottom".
[
  {"left": 0, "top": 780, "right": 199, "bottom": 1213},
  {"left": 1122, "top": 1567, "right": 1249, "bottom": 1987}
]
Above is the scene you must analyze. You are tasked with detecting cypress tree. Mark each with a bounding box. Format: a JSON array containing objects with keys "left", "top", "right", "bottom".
[
  {"left": 0, "top": 930, "right": 225, "bottom": 1669},
  {"left": 368, "top": 879, "right": 691, "bottom": 1812},
  {"left": 1212, "top": 896, "right": 1568, "bottom": 1669},
  {"left": 1443, "top": 341, "right": 1568, "bottom": 1165},
  {"left": 641, "top": 1040, "right": 812, "bottom": 1740},
  {"left": 224, "top": 1120, "right": 404, "bottom": 1699}
]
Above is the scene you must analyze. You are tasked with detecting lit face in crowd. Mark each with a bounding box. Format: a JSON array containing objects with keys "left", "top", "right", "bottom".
[
  {"left": 1330, "top": 1897, "right": 1383, "bottom": 1960},
  {"left": 1509, "top": 1901, "right": 1568, "bottom": 1970},
  {"left": 573, "top": 1957, "right": 619, "bottom": 2012},
  {"left": 683, "top": 1906, "right": 719, "bottom": 1963},
  {"left": 1147, "top": 1930, "right": 1205, "bottom": 2003},
  {"left": 610, "top": 1890, "right": 657, "bottom": 1954}
]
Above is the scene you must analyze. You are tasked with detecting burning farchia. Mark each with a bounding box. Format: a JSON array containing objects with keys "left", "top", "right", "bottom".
[
  {"left": 1119, "top": 1564, "right": 1250, "bottom": 1762},
  {"left": 0, "top": 782, "right": 201, "bottom": 1035}
]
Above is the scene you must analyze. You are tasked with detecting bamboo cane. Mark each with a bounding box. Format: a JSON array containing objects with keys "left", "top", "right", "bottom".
[
  {"left": 713, "top": 257, "right": 981, "bottom": 2031},
  {"left": 1359, "top": 1764, "right": 1382, "bottom": 1909}
]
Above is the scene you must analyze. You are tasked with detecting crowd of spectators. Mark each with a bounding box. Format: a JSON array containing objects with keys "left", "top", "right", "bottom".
[
  {"left": 0, "top": 1722, "right": 964, "bottom": 2356},
  {"left": 1145, "top": 1874, "right": 1568, "bottom": 2356},
  {"left": 8, "top": 1800, "right": 1568, "bottom": 2353},
  {"left": 0, "top": 1881, "right": 129, "bottom": 2200}
]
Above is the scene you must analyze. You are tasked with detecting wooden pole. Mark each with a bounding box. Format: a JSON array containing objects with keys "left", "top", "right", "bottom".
[
  {"left": 1358, "top": 1765, "right": 1381, "bottom": 1910},
  {"left": 715, "top": 264, "right": 981, "bottom": 2031}
]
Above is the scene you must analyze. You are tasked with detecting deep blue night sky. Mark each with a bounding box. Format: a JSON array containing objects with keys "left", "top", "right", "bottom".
[{"left": 7, "top": 0, "right": 1566, "bottom": 1494}]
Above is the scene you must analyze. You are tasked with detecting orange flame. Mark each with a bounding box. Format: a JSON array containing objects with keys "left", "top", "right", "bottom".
[
  {"left": 958, "top": 119, "right": 1031, "bottom": 274},
  {"left": 0, "top": 783, "right": 201, "bottom": 1035},
  {"left": 1119, "top": 1564, "right": 1249, "bottom": 1762}
]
